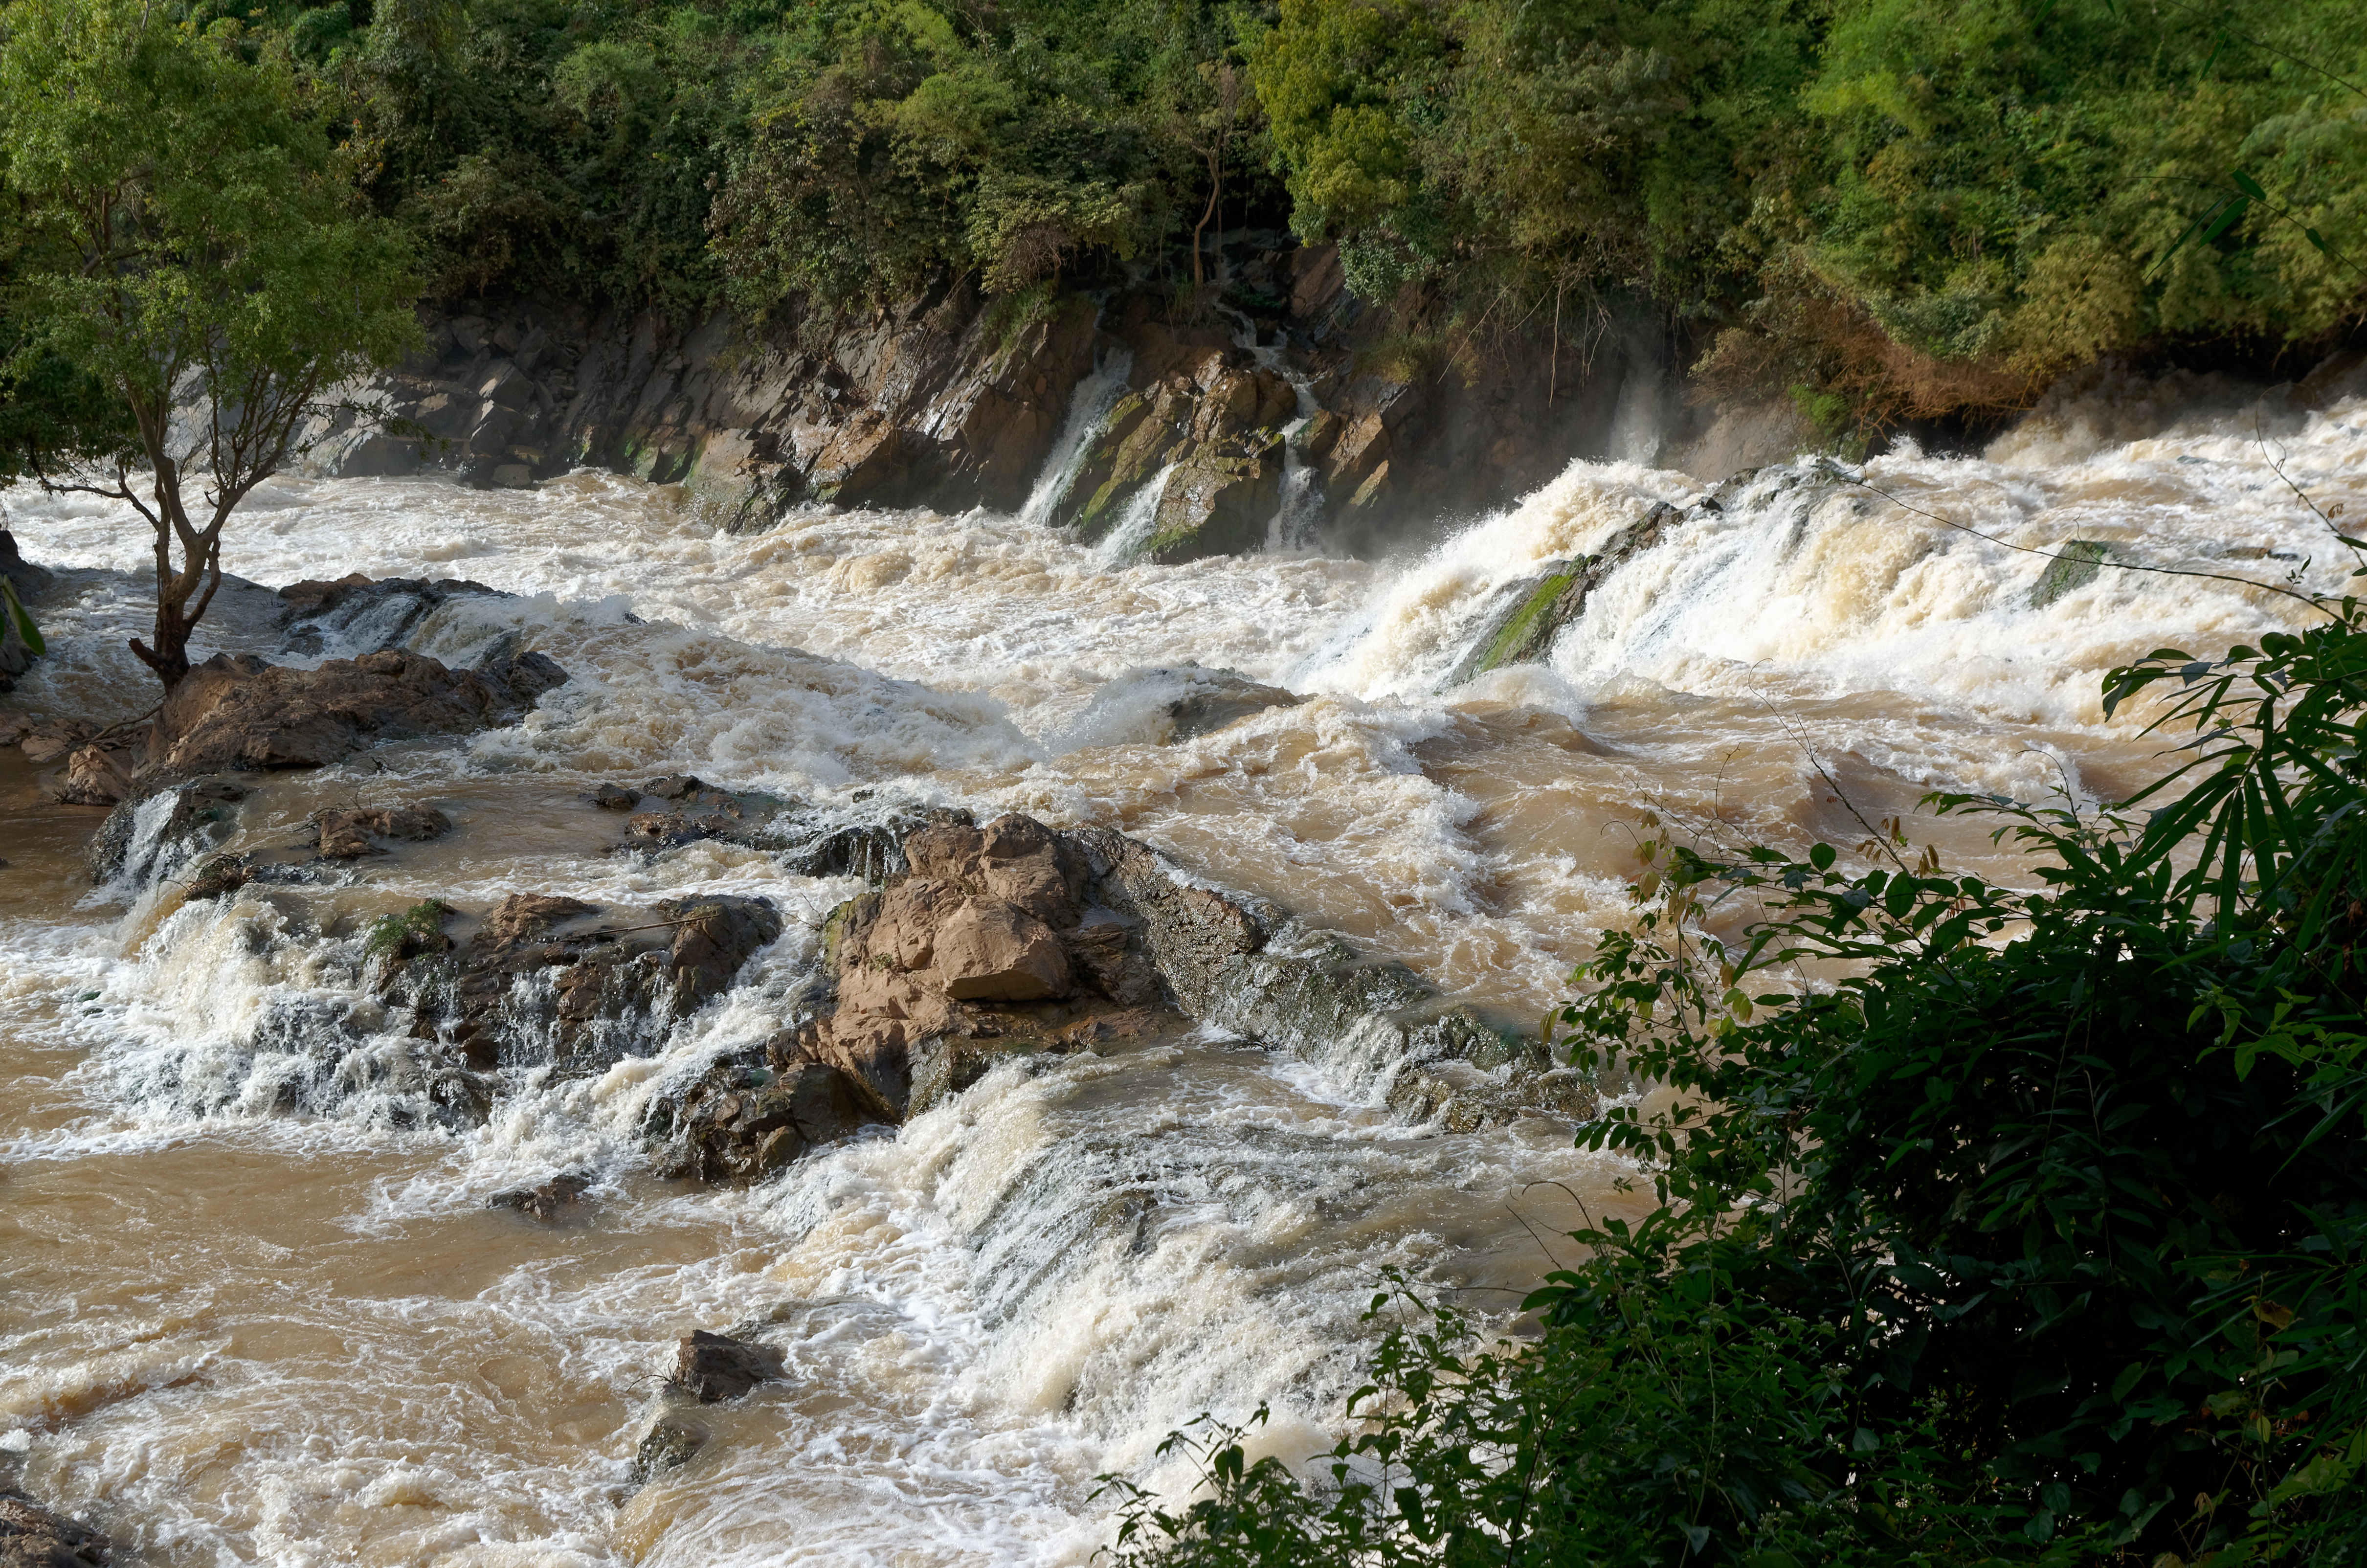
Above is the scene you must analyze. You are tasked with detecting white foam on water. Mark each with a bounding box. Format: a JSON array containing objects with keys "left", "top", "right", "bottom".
[{"left": 7, "top": 361, "right": 2366, "bottom": 1563}]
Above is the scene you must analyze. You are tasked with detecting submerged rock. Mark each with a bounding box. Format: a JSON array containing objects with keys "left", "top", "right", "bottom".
[
  {"left": 314, "top": 804, "right": 454, "bottom": 860},
  {"left": 86, "top": 777, "right": 249, "bottom": 885},
  {"left": 276, "top": 574, "right": 508, "bottom": 658},
  {"left": 628, "top": 1409, "right": 708, "bottom": 1488},
  {"left": 651, "top": 1059, "right": 873, "bottom": 1185},
  {"left": 2030, "top": 539, "right": 2126, "bottom": 608},
  {"left": 1062, "top": 666, "right": 1307, "bottom": 748},
  {"left": 1161, "top": 671, "right": 1305, "bottom": 741},
  {"left": 181, "top": 852, "right": 256, "bottom": 902},
  {"left": 487, "top": 1171, "right": 594, "bottom": 1223},
  {"left": 0, "top": 1490, "right": 110, "bottom": 1568},
  {"left": 147, "top": 648, "right": 567, "bottom": 775},
  {"left": 374, "top": 891, "right": 783, "bottom": 1078},
  {"left": 597, "top": 777, "right": 952, "bottom": 883}
]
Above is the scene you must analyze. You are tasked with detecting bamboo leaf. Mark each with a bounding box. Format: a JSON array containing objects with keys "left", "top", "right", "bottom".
[
  {"left": 0, "top": 578, "right": 44, "bottom": 657},
  {"left": 2147, "top": 197, "right": 2233, "bottom": 279},
  {"left": 2200, "top": 194, "right": 2250, "bottom": 245}
]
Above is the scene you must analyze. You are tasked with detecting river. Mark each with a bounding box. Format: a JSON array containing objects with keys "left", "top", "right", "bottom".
[{"left": 2, "top": 361, "right": 2361, "bottom": 1564}]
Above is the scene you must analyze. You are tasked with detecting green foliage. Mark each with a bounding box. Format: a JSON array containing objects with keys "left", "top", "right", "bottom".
[
  {"left": 1108, "top": 520, "right": 2367, "bottom": 1562},
  {"left": 268, "top": 0, "right": 1272, "bottom": 316},
  {"left": 1250, "top": 0, "right": 2367, "bottom": 426},
  {"left": 0, "top": 318, "right": 137, "bottom": 483},
  {"left": 709, "top": 0, "right": 1261, "bottom": 314},
  {"left": 1803, "top": 0, "right": 2367, "bottom": 381},
  {"left": 156, "top": 0, "right": 2362, "bottom": 425},
  {"left": 0, "top": 577, "right": 43, "bottom": 656},
  {"left": 1103, "top": 1268, "right": 2076, "bottom": 1565},
  {"left": 365, "top": 898, "right": 453, "bottom": 962},
  {"left": 0, "top": 0, "right": 420, "bottom": 685}
]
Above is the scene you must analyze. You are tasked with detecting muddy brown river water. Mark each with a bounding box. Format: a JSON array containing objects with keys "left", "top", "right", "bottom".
[{"left": 3, "top": 363, "right": 2364, "bottom": 1563}]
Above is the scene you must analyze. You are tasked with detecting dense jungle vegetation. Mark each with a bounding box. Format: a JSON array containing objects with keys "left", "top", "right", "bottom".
[{"left": 9, "top": 0, "right": 2356, "bottom": 432}]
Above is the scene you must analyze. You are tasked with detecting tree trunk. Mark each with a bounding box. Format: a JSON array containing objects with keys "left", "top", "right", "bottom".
[
  {"left": 1192, "top": 144, "right": 1223, "bottom": 288},
  {"left": 131, "top": 592, "right": 196, "bottom": 690},
  {"left": 128, "top": 458, "right": 220, "bottom": 693}
]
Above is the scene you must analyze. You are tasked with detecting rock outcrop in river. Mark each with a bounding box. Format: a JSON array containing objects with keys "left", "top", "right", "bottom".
[
  {"left": 371, "top": 890, "right": 786, "bottom": 1082},
  {"left": 649, "top": 809, "right": 1595, "bottom": 1185},
  {"left": 48, "top": 570, "right": 568, "bottom": 815},
  {"left": 1449, "top": 496, "right": 1701, "bottom": 685},
  {"left": 0, "top": 529, "right": 51, "bottom": 694},
  {"left": 147, "top": 648, "right": 566, "bottom": 776},
  {"left": 92, "top": 755, "right": 1592, "bottom": 1159}
]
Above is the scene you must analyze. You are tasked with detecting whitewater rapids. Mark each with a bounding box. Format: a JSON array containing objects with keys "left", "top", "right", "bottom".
[{"left": 1, "top": 360, "right": 2361, "bottom": 1565}]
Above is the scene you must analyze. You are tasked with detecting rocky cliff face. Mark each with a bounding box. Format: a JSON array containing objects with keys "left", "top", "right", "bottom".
[{"left": 302, "top": 234, "right": 1712, "bottom": 558}]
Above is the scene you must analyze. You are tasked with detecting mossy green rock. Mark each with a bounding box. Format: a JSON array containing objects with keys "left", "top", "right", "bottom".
[
  {"left": 2030, "top": 539, "right": 2121, "bottom": 608},
  {"left": 1135, "top": 437, "right": 1284, "bottom": 564},
  {"left": 1448, "top": 500, "right": 1688, "bottom": 685},
  {"left": 1453, "top": 560, "right": 1589, "bottom": 681}
]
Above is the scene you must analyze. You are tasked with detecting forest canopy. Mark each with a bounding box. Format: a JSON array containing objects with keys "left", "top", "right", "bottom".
[{"left": 24, "top": 0, "right": 2367, "bottom": 429}]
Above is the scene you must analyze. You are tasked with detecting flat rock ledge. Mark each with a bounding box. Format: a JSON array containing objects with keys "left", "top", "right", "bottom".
[
  {"left": 151, "top": 647, "right": 566, "bottom": 775},
  {"left": 74, "top": 643, "right": 566, "bottom": 875}
]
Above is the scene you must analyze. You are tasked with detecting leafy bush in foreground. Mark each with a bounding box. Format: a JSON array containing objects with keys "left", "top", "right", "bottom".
[{"left": 1104, "top": 552, "right": 2367, "bottom": 1563}]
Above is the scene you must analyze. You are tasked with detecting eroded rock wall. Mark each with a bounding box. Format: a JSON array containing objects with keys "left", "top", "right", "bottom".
[{"left": 302, "top": 237, "right": 1697, "bottom": 557}]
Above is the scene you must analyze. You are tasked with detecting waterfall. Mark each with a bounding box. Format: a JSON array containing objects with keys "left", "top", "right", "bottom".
[{"left": 1016, "top": 345, "right": 1133, "bottom": 530}]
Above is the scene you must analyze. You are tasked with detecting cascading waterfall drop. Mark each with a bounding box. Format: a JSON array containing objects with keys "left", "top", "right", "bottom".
[
  {"left": 1093, "top": 463, "right": 1177, "bottom": 563},
  {"left": 1214, "top": 302, "right": 1327, "bottom": 554},
  {"left": 1017, "top": 345, "right": 1134, "bottom": 531}
]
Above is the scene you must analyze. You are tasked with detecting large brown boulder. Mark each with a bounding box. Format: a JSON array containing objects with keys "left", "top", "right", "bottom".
[
  {"left": 904, "top": 813, "right": 1083, "bottom": 922},
  {"left": 933, "top": 895, "right": 1071, "bottom": 1001},
  {"left": 147, "top": 648, "right": 566, "bottom": 774},
  {"left": 780, "top": 813, "right": 1125, "bottom": 1114},
  {"left": 40, "top": 743, "right": 135, "bottom": 807}
]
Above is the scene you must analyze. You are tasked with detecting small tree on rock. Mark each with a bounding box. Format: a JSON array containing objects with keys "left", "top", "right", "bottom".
[{"left": 0, "top": 0, "right": 419, "bottom": 690}]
